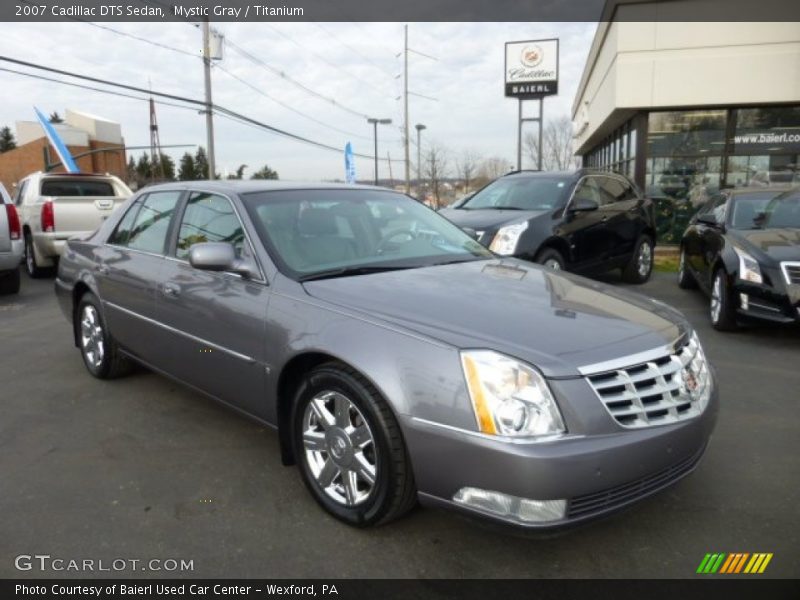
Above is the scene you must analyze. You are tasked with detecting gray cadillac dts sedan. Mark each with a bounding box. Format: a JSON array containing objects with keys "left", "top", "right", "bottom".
[{"left": 55, "top": 181, "right": 717, "bottom": 529}]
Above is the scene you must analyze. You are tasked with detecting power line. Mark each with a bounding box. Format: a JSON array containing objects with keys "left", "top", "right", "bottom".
[
  {"left": 82, "top": 22, "right": 198, "bottom": 58},
  {"left": 312, "top": 22, "right": 397, "bottom": 82},
  {"left": 225, "top": 38, "right": 373, "bottom": 121},
  {"left": 262, "top": 24, "right": 395, "bottom": 100},
  {"left": 0, "top": 56, "right": 401, "bottom": 163},
  {"left": 213, "top": 63, "right": 373, "bottom": 142}
]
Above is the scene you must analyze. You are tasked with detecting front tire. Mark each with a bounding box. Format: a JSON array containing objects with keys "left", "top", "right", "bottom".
[
  {"left": 536, "top": 247, "right": 566, "bottom": 271},
  {"left": 291, "top": 362, "right": 416, "bottom": 527},
  {"left": 710, "top": 268, "right": 738, "bottom": 331},
  {"left": 622, "top": 235, "right": 654, "bottom": 283},
  {"left": 76, "top": 292, "right": 131, "bottom": 378}
]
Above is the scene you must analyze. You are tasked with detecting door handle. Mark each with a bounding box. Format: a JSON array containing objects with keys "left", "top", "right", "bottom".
[
  {"left": 601, "top": 215, "right": 609, "bottom": 222},
  {"left": 162, "top": 283, "right": 180, "bottom": 298},
  {"left": 96, "top": 265, "right": 109, "bottom": 275}
]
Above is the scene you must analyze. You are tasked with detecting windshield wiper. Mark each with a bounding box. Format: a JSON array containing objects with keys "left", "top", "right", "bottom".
[{"left": 299, "top": 265, "right": 416, "bottom": 282}]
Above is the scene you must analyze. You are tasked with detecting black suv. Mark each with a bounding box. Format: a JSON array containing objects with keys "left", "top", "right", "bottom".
[{"left": 440, "top": 169, "right": 657, "bottom": 283}]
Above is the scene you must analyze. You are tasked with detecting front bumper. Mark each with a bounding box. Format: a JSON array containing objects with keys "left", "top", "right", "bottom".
[
  {"left": 732, "top": 278, "right": 800, "bottom": 324},
  {"left": 401, "top": 379, "right": 718, "bottom": 529}
]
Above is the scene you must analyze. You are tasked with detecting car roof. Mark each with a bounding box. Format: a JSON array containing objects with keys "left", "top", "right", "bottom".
[{"left": 138, "top": 180, "right": 397, "bottom": 196}]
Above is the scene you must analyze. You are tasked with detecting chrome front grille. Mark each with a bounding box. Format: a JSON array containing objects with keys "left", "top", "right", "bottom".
[
  {"left": 586, "top": 334, "right": 711, "bottom": 429},
  {"left": 781, "top": 262, "right": 800, "bottom": 285}
]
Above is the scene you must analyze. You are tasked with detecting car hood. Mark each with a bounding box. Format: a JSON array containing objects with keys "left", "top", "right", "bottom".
[
  {"left": 439, "top": 207, "right": 548, "bottom": 230},
  {"left": 303, "top": 259, "right": 688, "bottom": 378},
  {"left": 728, "top": 228, "right": 800, "bottom": 263}
]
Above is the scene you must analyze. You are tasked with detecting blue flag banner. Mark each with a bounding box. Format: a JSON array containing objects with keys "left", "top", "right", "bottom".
[
  {"left": 344, "top": 142, "right": 356, "bottom": 184},
  {"left": 34, "top": 107, "right": 80, "bottom": 173}
]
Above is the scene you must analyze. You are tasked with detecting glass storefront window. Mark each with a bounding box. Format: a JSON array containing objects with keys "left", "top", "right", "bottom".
[{"left": 647, "top": 110, "right": 727, "bottom": 156}]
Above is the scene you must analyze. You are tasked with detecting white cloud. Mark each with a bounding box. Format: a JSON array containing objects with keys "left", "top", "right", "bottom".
[{"left": 0, "top": 21, "right": 596, "bottom": 181}]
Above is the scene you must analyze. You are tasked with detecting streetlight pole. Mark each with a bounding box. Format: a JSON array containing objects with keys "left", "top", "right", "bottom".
[
  {"left": 367, "top": 117, "right": 392, "bottom": 186},
  {"left": 415, "top": 123, "right": 426, "bottom": 196}
]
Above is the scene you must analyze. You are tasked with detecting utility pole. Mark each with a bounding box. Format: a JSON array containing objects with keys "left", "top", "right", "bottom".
[
  {"left": 403, "top": 24, "right": 410, "bottom": 194},
  {"left": 415, "top": 123, "right": 426, "bottom": 196},
  {"left": 202, "top": 18, "right": 216, "bottom": 180},
  {"left": 148, "top": 96, "right": 164, "bottom": 182},
  {"left": 387, "top": 152, "right": 394, "bottom": 188}
]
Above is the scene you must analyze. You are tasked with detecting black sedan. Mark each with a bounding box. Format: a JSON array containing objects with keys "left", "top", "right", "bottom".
[
  {"left": 678, "top": 187, "right": 800, "bottom": 330},
  {"left": 440, "top": 169, "right": 657, "bottom": 283}
]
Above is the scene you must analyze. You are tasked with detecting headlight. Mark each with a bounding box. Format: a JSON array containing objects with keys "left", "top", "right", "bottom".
[
  {"left": 489, "top": 222, "right": 528, "bottom": 255},
  {"left": 460, "top": 350, "right": 565, "bottom": 438},
  {"left": 733, "top": 246, "right": 762, "bottom": 284}
]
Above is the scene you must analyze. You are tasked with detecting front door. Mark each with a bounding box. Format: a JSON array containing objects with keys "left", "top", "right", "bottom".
[
  {"left": 156, "top": 191, "right": 270, "bottom": 418},
  {"left": 560, "top": 176, "right": 614, "bottom": 269}
]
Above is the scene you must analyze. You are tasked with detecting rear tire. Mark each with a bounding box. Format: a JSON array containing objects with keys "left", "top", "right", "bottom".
[
  {"left": 291, "top": 362, "right": 417, "bottom": 527},
  {"left": 535, "top": 247, "right": 566, "bottom": 271},
  {"left": 710, "top": 268, "right": 738, "bottom": 331},
  {"left": 622, "top": 235, "right": 654, "bottom": 283},
  {"left": 0, "top": 268, "right": 21, "bottom": 294},
  {"left": 677, "top": 247, "right": 697, "bottom": 289},
  {"left": 24, "top": 233, "right": 49, "bottom": 278},
  {"left": 76, "top": 292, "right": 132, "bottom": 378}
]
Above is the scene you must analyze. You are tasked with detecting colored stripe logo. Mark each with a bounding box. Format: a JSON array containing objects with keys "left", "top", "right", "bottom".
[{"left": 696, "top": 553, "right": 773, "bottom": 574}]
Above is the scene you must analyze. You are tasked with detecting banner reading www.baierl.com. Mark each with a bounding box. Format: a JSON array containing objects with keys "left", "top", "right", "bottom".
[
  {"left": 732, "top": 129, "right": 800, "bottom": 153},
  {"left": 4, "top": 0, "right": 799, "bottom": 22}
]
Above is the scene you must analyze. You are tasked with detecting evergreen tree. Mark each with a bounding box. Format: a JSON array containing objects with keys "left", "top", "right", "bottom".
[
  {"left": 178, "top": 152, "right": 196, "bottom": 181},
  {"left": 0, "top": 126, "right": 17, "bottom": 153},
  {"left": 126, "top": 156, "right": 137, "bottom": 183},
  {"left": 250, "top": 164, "right": 279, "bottom": 180},
  {"left": 135, "top": 153, "right": 152, "bottom": 181},
  {"left": 158, "top": 153, "right": 176, "bottom": 181},
  {"left": 48, "top": 112, "right": 64, "bottom": 124},
  {"left": 194, "top": 147, "right": 209, "bottom": 180},
  {"left": 227, "top": 164, "right": 247, "bottom": 180}
]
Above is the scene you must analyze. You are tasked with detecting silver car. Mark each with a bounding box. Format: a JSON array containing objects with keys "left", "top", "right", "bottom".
[
  {"left": 0, "top": 182, "right": 23, "bottom": 294},
  {"left": 55, "top": 182, "right": 718, "bottom": 529}
]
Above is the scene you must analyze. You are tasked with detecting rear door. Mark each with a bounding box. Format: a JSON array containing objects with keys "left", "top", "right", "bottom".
[
  {"left": 93, "top": 190, "right": 183, "bottom": 359},
  {"left": 598, "top": 175, "right": 641, "bottom": 260},
  {"left": 156, "top": 191, "right": 269, "bottom": 417}
]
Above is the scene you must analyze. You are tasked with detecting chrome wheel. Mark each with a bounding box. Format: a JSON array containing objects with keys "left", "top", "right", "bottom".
[
  {"left": 637, "top": 241, "right": 652, "bottom": 278},
  {"left": 302, "top": 391, "right": 377, "bottom": 507},
  {"left": 678, "top": 249, "right": 686, "bottom": 281},
  {"left": 710, "top": 274, "right": 722, "bottom": 323},
  {"left": 543, "top": 258, "right": 562, "bottom": 271},
  {"left": 80, "top": 305, "right": 105, "bottom": 369}
]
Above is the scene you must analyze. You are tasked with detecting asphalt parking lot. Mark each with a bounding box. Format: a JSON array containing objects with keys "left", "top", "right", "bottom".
[{"left": 1, "top": 269, "right": 798, "bottom": 579}]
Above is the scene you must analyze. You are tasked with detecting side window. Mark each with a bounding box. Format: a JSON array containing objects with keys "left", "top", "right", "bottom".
[
  {"left": 126, "top": 191, "right": 181, "bottom": 254},
  {"left": 700, "top": 194, "right": 727, "bottom": 223},
  {"left": 175, "top": 192, "right": 245, "bottom": 260},
  {"left": 572, "top": 177, "right": 603, "bottom": 206},
  {"left": 14, "top": 180, "right": 28, "bottom": 206},
  {"left": 107, "top": 198, "right": 143, "bottom": 246},
  {"left": 616, "top": 177, "right": 638, "bottom": 202},
  {"left": 598, "top": 176, "right": 628, "bottom": 205}
]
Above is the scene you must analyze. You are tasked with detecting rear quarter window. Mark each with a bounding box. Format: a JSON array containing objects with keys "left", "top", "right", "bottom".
[{"left": 41, "top": 179, "right": 115, "bottom": 197}]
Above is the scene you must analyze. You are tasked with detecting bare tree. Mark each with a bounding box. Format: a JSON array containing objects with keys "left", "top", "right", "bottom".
[
  {"left": 524, "top": 115, "right": 577, "bottom": 171},
  {"left": 476, "top": 156, "right": 513, "bottom": 185},
  {"left": 456, "top": 149, "right": 481, "bottom": 193},
  {"left": 423, "top": 143, "right": 449, "bottom": 209}
]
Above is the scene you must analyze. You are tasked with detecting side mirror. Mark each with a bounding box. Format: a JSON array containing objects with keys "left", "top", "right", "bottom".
[
  {"left": 696, "top": 213, "right": 720, "bottom": 227},
  {"left": 570, "top": 197, "right": 599, "bottom": 212},
  {"left": 461, "top": 227, "right": 480, "bottom": 240},
  {"left": 188, "top": 242, "right": 256, "bottom": 278}
]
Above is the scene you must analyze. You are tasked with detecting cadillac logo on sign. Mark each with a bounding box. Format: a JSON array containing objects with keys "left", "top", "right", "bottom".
[{"left": 505, "top": 38, "right": 559, "bottom": 98}]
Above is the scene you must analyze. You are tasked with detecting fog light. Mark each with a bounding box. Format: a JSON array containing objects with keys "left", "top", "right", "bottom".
[
  {"left": 740, "top": 293, "right": 749, "bottom": 310},
  {"left": 453, "top": 487, "right": 566, "bottom": 523}
]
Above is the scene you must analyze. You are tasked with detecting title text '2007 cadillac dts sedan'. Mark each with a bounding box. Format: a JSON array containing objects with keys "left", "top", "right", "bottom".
[{"left": 55, "top": 181, "right": 717, "bottom": 529}]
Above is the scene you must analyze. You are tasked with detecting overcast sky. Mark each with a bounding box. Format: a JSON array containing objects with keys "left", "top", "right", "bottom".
[{"left": 0, "top": 21, "right": 596, "bottom": 181}]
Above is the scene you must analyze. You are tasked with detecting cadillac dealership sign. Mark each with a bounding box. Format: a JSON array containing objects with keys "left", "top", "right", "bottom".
[{"left": 505, "top": 39, "right": 559, "bottom": 98}]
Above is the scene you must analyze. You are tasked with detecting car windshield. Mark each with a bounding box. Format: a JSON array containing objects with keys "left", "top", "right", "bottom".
[
  {"left": 729, "top": 191, "right": 800, "bottom": 229},
  {"left": 461, "top": 176, "right": 570, "bottom": 211},
  {"left": 242, "top": 189, "right": 493, "bottom": 280}
]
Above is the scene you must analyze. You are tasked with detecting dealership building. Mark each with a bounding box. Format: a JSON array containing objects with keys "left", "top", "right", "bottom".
[{"left": 572, "top": 2, "right": 800, "bottom": 242}]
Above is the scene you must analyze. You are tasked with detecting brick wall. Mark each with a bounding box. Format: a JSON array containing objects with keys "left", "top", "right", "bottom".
[{"left": 0, "top": 138, "right": 127, "bottom": 194}]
